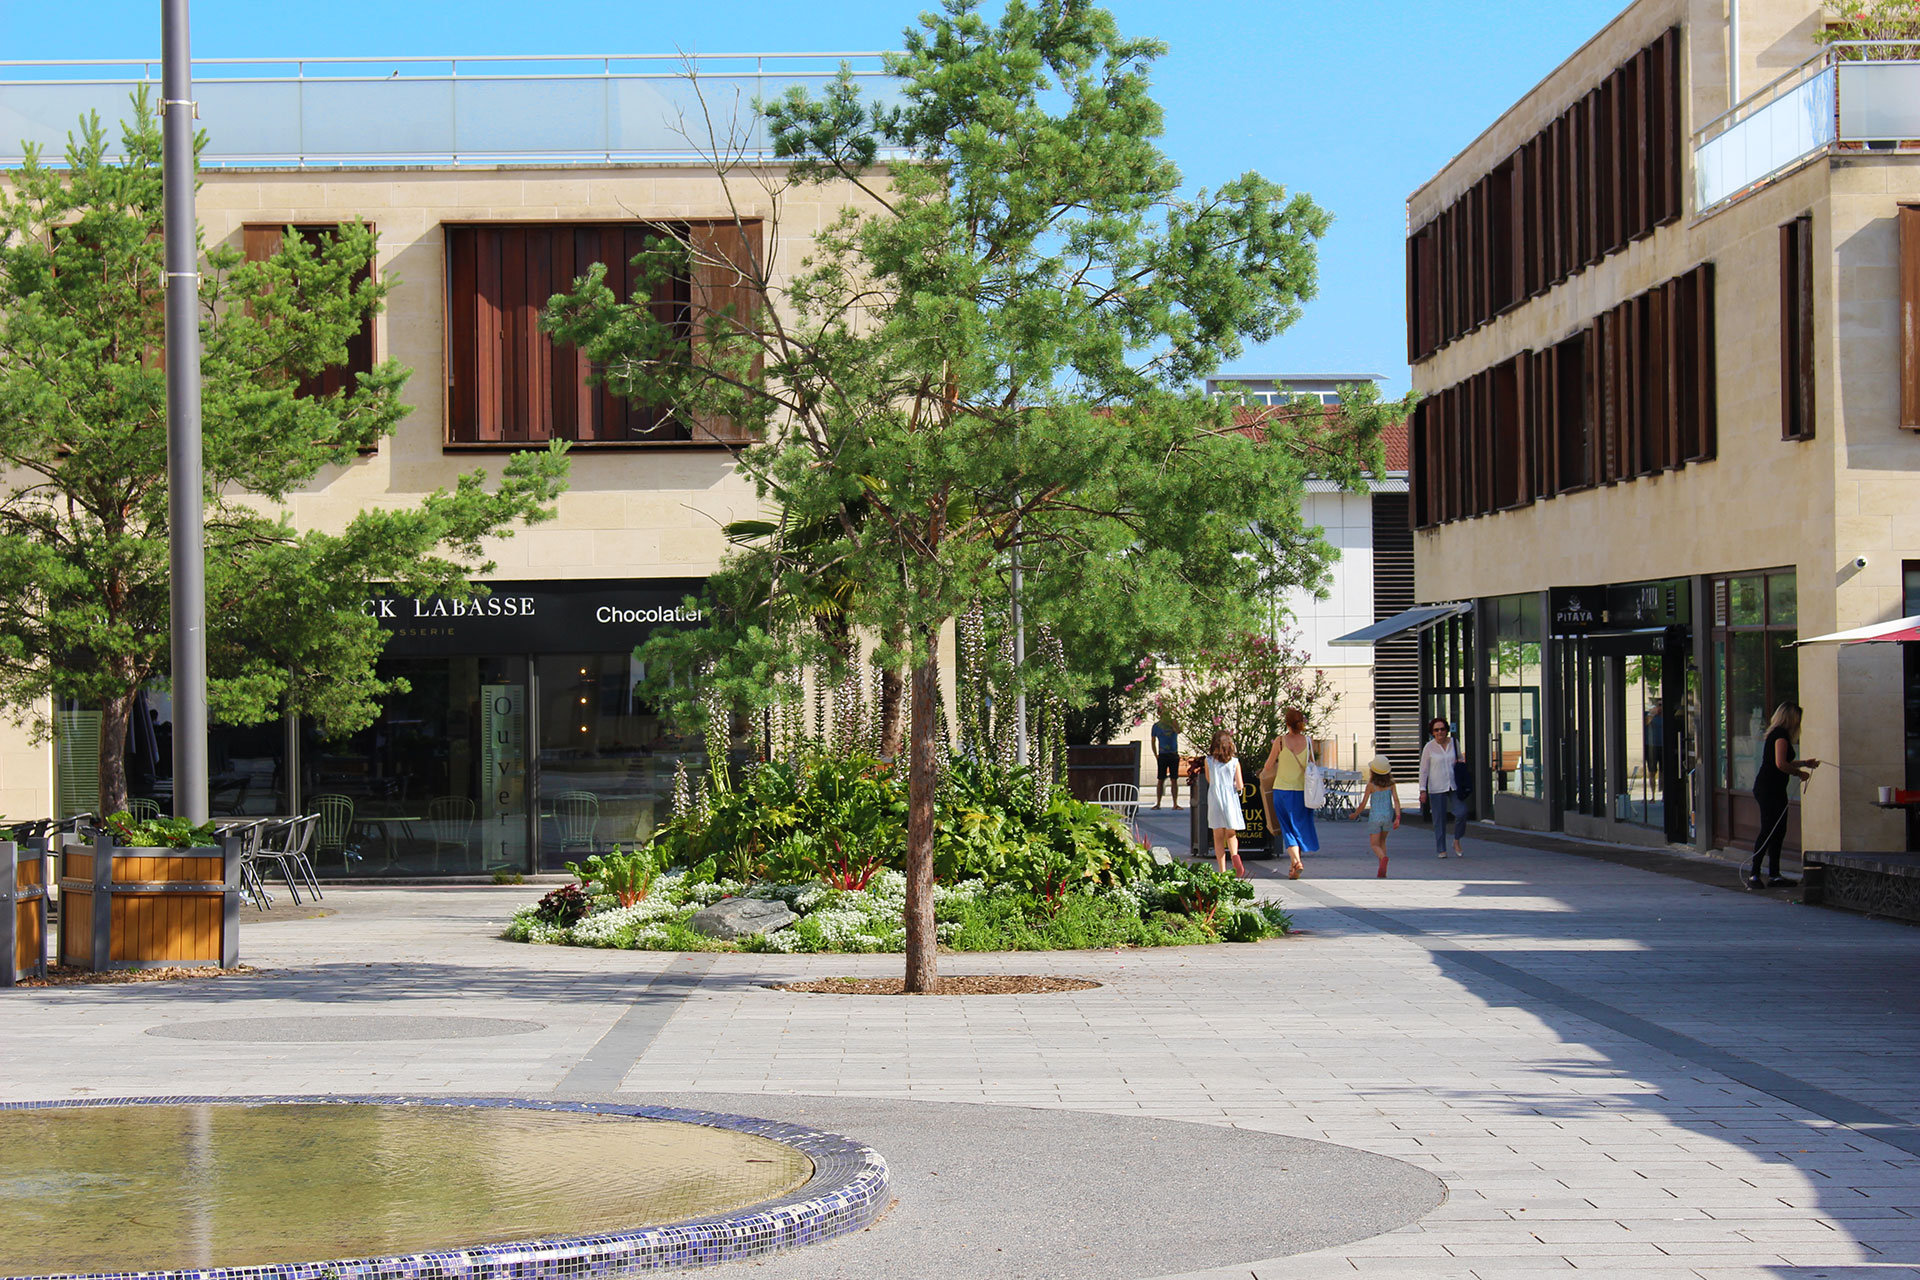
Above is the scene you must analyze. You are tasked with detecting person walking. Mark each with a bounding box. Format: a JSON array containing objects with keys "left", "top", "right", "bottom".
[
  {"left": 1419, "top": 716, "right": 1468, "bottom": 858},
  {"left": 1747, "top": 702, "right": 1819, "bottom": 890},
  {"left": 1260, "top": 707, "right": 1320, "bottom": 881},
  {"left": 1203, "top": 729, "right": 1246, "bottom": 878},
  {"left": 1150, "top": 715, "right": 1183, "bottom": 809},
  {"left": 1352, "top": 754, "right": 1401, "bottom": 878}
]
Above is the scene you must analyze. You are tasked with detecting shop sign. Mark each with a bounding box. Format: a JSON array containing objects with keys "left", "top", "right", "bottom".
[
  {"left": 1605, "top": 580, "right": 1688, "bottom": 627},
  {"left": 1550, "top": 587, "right": 1603, "bottom": 633},
  {"left": 366, "top": 578, "right": 706, "bottom": 655}
]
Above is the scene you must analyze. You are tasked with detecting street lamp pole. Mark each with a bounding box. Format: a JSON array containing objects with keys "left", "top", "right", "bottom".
[{"left": 161, "top": 0, "right": 209, "bottom": 823}]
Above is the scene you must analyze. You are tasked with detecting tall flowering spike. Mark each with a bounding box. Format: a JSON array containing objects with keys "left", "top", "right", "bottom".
[
  {"left": 701, "top": 662, "right": 731, "bottom": 795},
  {"left": 671, "top": 759, "right": 691, "bottom": 819}
]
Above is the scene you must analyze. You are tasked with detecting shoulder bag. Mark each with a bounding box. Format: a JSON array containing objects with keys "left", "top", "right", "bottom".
[{"left": 1302, "top": 736, "right": 1328, "bottom": 810}]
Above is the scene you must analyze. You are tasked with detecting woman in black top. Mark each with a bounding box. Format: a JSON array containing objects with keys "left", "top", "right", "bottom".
[{"left": 1748, "top": 703, "right": 1820, "bottom": 889}]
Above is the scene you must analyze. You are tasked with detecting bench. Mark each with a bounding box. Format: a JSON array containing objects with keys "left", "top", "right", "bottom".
[{"left": 1801, "top": 851, "right": 1920, "bottom": 922}]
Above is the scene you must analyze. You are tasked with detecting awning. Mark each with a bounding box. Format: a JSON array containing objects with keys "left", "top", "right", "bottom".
[
  {"left": 1796, "top": 614, "right": 1920, "bottom": 645},
  {"left": 1329, "top": 602, "right": 1471, "bottom": 647}
]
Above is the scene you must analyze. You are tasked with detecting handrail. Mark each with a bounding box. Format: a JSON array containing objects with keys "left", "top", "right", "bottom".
[{"left": 1695, "top": 40, "right": 1920, "bottom": 146}]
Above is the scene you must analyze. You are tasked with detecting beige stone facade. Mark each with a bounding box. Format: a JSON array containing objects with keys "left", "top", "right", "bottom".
[
  {"left": 1408, "top": 0, "right": 1919, "bottom": 854},
  {"left": 0, "top": 159, "right": 894, "bottom": 860}
]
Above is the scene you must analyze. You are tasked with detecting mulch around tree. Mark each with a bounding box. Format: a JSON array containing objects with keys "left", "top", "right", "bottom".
[
  {"left": 774, "top": 975, "right": 1102, "bottom": 996},
  {"left": 16, "top": 964, "right": 254, "bottom": 988}
]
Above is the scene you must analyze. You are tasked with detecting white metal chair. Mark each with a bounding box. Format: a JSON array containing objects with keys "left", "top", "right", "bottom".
[
  {"left": 425, "top": 795, "right": 476, "bottom": 872},
  {"left": 553, "top": 790, "right": 600, "bottom": 857},
  {"left": 1096, "top": 783, "right": 1141, "bottom": 833}
]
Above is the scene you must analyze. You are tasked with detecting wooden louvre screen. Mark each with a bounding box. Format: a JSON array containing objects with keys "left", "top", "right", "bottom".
[
  {"left": 686, "top": 219, "right": 767, "bottom": 445},
  {"left": 1904, "top": 206, "right": 1920, "bottom": 431},
  {"left": 1406, "top": 27, "right": 1682, "bottom": 363},
  {"left": 1780, "top": 215, "right": 1816, "bottom": 441},
  {"left": 242, "top": 223, "right": 376, "bottom": 400},
  {"left": 1410, "top": 261, "right": 1715, "bottom": 529}
]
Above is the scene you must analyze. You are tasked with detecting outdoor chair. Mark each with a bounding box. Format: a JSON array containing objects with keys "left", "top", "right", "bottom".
[
  {"left": 425, "top": 795, "right": 476, "bottom": 873},
  {"left": 552, "top": 790, "right": 600, "bottom": 857},
  {"left": 1096, "top": 783, "right": 1141, "bottom": 833},
  {"left": 311, "top": 794, "right": 359, "bottom": 874},
  {"left": 126, "top": 798, "right": 162, "bottom": 821}
]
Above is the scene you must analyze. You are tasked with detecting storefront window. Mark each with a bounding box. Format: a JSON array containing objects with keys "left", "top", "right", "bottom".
[
  {"left": 536, "top": 653, "right": 707, "bottom": 871},
  {"left": 1491, "top": 594, "right": 1543, "bottom": 799},
  {"left": 1711, "top": 568, "right": 1799, "bottom": 851},
  {"left": 311, "top": 655, "right": 530, "bottom": 877}
]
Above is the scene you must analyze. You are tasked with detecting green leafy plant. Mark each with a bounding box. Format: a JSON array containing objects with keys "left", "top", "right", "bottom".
[
  {"left": 492, "top": 869, "right": 524, "bottom": 885},
  {"left": 1817, "top": 0, "right": 1920, "bottom": 58},
  {"left": 101, "top": 811, "right": 218, "bottom": 849},
  {"left": 566, "top": 846, "right": 668, "bottom": 908},
  {"left": 1151, "top": 629, "right": 1339, "bottom": 756}
]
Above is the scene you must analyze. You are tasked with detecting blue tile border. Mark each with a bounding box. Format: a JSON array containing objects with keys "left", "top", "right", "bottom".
[{"left": 0, "top": 1095, "right": 892, "bottom": 1279}]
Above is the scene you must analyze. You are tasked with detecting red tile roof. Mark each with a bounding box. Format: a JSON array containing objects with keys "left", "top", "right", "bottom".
[{"left": 1225, "top": 406, "right": 1410, "bottom": 474}]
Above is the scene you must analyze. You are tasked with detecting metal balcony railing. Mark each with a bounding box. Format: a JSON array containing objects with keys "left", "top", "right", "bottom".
[
  {"left": 0, "top": 53, "right": 896, "bottom": 167},
  {"left": 1694, "top": 40, "right": 1920, "bottom": 213}
]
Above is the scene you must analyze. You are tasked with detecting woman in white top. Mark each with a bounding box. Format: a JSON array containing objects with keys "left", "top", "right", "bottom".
[
  {"left": 1203, "top": 729, "right": 1246, "bottom": 878},
  {"left": 1418, "top": 715, "right": 1467, "bottom": 858}
]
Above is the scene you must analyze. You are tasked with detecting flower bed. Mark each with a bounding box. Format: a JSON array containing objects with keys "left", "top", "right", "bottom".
[
  {"left": 502, "top": 753, "right": 1290, "bottom": 954},
  {"left": 505, "top": 864, "right": 1288, "bottom": 954}
]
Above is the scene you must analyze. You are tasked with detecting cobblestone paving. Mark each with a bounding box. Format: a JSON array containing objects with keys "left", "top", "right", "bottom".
[{"left": 6, "top": 815, "right": 1920, "bottom": 1279}]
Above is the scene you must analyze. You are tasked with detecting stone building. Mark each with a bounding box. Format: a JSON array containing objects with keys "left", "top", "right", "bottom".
[{"left": 1402, "top": 0, "right": 1920, "bottom": 854}]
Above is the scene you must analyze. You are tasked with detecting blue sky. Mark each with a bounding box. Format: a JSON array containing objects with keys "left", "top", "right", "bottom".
[{"left": 11, "top": 0, "right": 1631, "bottom": 393}]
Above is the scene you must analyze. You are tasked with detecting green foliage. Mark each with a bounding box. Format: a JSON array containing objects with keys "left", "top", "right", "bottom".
[
  {"left": 543, "top": 0, "right": 1412, "bottom": 983},
  {"left": 492, "top": 869, "right": 525, "bottom": 885},
  {"left": 1153, "top": 629, "right": 1339, "bottom": 758},
  {"left": 101, "top": 811, "right": 218, "bottom": 849},
  {"left": 933, "top": 758, "right": 1152, "bottom": 891},
  {"left": 566, "top": 847, "right": 670, "bottom": 907},
  {"left": 0, "top": 96, "right": 570, "bottom": 812},
  {"left": 1817, "top": 0, "right": 1920, "bottom": 57}
]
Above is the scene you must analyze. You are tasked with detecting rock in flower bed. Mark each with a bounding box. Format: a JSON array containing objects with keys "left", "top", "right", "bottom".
[{"left": 504, "top": 864, "right": 1288, "bottom": 954}]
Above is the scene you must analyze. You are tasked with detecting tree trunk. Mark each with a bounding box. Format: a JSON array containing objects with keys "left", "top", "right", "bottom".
[
  {"left": 903, "top": 640, "right": 940, "bottom": 994},
  {"left": 878, "top": 664, "right": 907, "bottom": 762},
  {"left": 97, "top": 690, "right": 134, "bottom": 818}
]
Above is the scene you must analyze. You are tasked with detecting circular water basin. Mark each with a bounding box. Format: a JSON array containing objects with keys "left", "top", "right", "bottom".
[{"left": 0, "top": 1097, "right": 889, "bottom": 1279}]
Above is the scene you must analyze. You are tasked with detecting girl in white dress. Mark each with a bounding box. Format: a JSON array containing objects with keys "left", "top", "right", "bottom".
[{"left": 1204, "top": 729, "right": 1246, "bottom": 878}]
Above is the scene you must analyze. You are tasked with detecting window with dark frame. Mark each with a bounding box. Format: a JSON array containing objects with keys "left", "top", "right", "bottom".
[
  {"left": 241, "top": 223, "right": 377, "bottom": 402},
  {"left": 442, "top": 219, "right": 764, "bottom": 448},
  {"left": 1780, "top": 214, "right": 1815, "bottom": 441},
  {"left": 1899, "top": 205, "right": 1919, "bottom": 431}
]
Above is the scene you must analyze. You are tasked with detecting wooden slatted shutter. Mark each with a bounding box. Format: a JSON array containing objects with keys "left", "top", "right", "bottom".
[
  {"left": 687, "top": 218, "right": 767, "bottom": 445},
  {"left": 1902, "top": 205, "right": 1920, "bottom": 431},
  {"left": 1780, "top": 215, "right": 1815, "bottom": 441},
  {"left": 242, "top": 222, "right": 377, "bottom": 400}
]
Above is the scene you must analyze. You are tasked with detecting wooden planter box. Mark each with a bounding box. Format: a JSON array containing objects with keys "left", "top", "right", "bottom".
[
  {"left": 58, "top": 833, "right": 240, "bottom": 972},
  {"left": 1065, "top": 742, "right": 1142, "bottom": 802},
  {"left": 1, "top": 840, "right": 49, "bottom": 985}
]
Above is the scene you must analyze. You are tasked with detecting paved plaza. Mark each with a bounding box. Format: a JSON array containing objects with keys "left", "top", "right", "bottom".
[{"left": 8, "top": 811, "right": 1920, "bottom": 1279}]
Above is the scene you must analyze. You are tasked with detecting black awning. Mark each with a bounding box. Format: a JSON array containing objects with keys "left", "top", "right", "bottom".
[{"left": 1329, "top": 602, "right": 1471, "bottom": 648}]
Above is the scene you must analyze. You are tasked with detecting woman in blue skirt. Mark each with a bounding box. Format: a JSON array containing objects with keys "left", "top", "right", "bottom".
[{"left": 1260, "top": 706, "right": 1320, "bottom": 880}]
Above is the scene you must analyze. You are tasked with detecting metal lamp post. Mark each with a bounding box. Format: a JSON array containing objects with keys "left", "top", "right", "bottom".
[{"left": 161, "top": 0, "right": 209, "bottom": 823}]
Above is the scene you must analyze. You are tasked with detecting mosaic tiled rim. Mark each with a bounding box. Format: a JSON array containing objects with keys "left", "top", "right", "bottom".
[{"left": 1, "top": 1094, "right": 891, "bottom": 1279}]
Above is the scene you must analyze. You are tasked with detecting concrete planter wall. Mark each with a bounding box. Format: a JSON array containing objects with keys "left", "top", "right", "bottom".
[{"left": 58, "top": 832, "right": 240, "bottom": 972}]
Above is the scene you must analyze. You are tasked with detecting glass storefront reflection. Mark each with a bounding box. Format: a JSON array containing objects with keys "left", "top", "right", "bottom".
[
  {"left": 310, "top": 655, "right": 529, "bottom": 877},
  {"left": 535, "top": 653, "right": 703, "bottom": 872}
]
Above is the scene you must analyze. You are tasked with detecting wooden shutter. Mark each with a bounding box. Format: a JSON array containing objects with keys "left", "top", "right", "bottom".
[
  {"left": 1901, "top": 205, "right": 1920, "bottom": 430},
  {"left": 444, "top": 222, "right": 683, "bottom": 446},
  {"left": 1780, "top": 215, "right": 1815, "bottom": 441},
  {"left": 242, "top": 222, "right": 376, "bottom": 400},
  {"left": 686, "top": 219, "right": 767, "bottom": 445}
]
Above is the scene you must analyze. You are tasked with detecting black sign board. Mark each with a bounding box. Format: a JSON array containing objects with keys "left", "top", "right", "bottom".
[
  {"left": 1549, "top": 587, "right": 1604, "bottom": 633},
  {"left": 1605, "top": 579, "right": 1689, "bottom": 628},
  {"left": 368, "top": 578, "right": 706, "bottom": 656}
]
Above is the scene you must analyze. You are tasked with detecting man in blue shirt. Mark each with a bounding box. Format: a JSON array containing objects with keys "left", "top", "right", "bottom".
[{"left": 1151, "top": 716, "right": 1183, "bottom": 809}]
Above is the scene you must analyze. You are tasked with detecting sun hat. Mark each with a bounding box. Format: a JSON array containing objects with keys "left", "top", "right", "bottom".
[{"left": 1368, "top": 755, "right": 1392, "bottom": 776}]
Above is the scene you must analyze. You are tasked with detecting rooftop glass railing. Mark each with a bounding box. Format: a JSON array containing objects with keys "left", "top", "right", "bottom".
[
  {"left": 1694, "top": 40, "right": 1920, "bottom": 213},
  {"left": 0, "top": 53, "right": 896, "bottom": 167}
]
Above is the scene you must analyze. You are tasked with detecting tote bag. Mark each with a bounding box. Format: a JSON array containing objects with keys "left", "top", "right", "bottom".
[{"left": 1302, "top": 736, "right": 1327, "bottom": 810}]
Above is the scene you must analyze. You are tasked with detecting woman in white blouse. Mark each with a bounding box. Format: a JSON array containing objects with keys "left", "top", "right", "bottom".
[{"left": 1418, "top": 716, "right": 1468, "bottom": 858}]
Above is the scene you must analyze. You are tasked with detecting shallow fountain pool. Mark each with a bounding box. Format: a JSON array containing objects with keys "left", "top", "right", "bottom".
[{"left": 0, "top": 1100, "right": 822, "bottom": 1276}]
